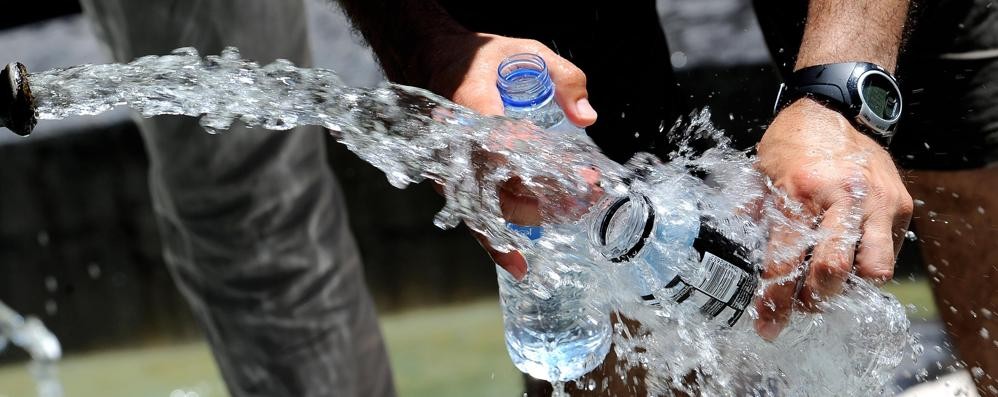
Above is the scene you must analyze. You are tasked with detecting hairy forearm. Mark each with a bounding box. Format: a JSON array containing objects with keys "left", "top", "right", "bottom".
[
  {"left": 796, "top": 0, "right": 911, "bottom": 72},
  {"left": 336, "top": 0, "right": 467, "bottom": 82}
]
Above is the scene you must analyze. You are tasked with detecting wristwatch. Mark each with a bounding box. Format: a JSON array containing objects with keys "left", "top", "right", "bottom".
[{"left": 773, "top": 62, "right": 902, "bottom": 146}]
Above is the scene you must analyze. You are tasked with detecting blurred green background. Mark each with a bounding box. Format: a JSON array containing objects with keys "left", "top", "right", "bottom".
[
  {"left": 0, "top": 280, "right": 936, "bottom": 397},
  {"left": 0, "top": 300, "right": 522, "bottom": 397}
]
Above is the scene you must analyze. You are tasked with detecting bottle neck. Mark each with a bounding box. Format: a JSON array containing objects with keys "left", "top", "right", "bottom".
[
  {"left": 589, "top": 195, "right": 657, "bottom": 263},
  {"left": 496, "top": 54, "right": 566, "bottom": 129}
]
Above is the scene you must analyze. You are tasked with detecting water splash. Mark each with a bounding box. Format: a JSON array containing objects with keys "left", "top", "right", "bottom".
[
  {"left": 0, "top": 301, "right": 63, "bottom": 397},
  {"left": 27, "top": 47, "right": 917, "bottom": 395}
]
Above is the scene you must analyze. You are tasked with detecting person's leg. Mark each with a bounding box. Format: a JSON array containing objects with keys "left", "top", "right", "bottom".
[
  {"left": 78, "top": 1, "right": 395, "bottom": 396},
  {"left": 905, "top": 168, "right": 998, "bottom": 396},
  {"left": 894, "top": 17, "right": 998, "bottom": 394}
]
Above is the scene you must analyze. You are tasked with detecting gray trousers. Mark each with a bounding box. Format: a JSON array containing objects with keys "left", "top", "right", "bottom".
[{"left": 78, "top": 1, "right": 396, "bottom": 396}]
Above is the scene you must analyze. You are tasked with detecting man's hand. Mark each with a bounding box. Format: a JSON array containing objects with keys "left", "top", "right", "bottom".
[
  {"left": 416, "top": 32, "right": 597, "bottom": 279},
  {"left": 418, "top": 32, "right": 597, "bottom": 125},
  {"left": 753, "top": 97, "right": 914, "bottom": 340}
]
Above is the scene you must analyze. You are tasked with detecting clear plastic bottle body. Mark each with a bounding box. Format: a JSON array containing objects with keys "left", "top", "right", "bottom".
[
  {"left": 496, "top": 53, "right": 611, "bottom": 381},
  {"left": 496, "top": 226, "right": 611, "bottom": 381}
]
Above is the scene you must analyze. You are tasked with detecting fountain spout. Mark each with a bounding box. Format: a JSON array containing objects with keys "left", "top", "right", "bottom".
[{"left": 0, "top": 62, "right": 37, "bottom": 136}]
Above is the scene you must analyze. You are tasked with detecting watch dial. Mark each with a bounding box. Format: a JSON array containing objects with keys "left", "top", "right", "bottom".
[{"left": 861, "top": 73, "right": 901, "bottom": 120}]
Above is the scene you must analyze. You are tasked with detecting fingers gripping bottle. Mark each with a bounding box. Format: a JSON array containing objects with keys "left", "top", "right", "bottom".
[{"left": 495, "top": 53, "right": 612, "bottom": 382}]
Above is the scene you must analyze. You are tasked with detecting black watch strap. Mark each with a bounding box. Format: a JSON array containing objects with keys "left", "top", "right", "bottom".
[{"left": 773, "top": 62, "right": 900, "bottom": 147}]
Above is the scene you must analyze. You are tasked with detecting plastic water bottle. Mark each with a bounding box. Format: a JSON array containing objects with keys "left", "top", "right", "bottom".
[
  {"left": 495, "top": 53, "right": 612, "bottom": 382},
  {"left": 587, "top": 185, "right": 759, "bottom": 327}
]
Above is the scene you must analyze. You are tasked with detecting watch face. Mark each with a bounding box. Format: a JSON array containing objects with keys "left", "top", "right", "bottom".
[{"left": 859, "top": 72, "right": 901, "bottom": 121}]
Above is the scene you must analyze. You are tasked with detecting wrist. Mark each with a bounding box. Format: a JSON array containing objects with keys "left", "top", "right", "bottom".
[
  {"left": 771, "top": 97, "right": 888, "bottom": 149},
  {"left": 777, "top": 96, "right": 852, "bottom": 134}
]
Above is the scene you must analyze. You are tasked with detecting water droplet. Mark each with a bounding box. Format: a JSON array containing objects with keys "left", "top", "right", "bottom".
[
  {"left": 171, "top": 47, "right": 200, "bottom": 57},
  {"left": 36, "top": 231, "right": 50, "bottom": 247},
  {"left": 913, "top": 199, "right": 925, "bottom": 207},
  {"left": 87, "top": 263, "right": 102, "bottom": 279},
  {"left": 670, "top": 51, "right": 688, "bottom": 68},
  {"left": 44, "top": 300, "right": 58, "bottom": 316},
  {"left": 981, "top": 308, "right": 992, "bottom": 319},
  {"left": 220, "top": 46, "right": 242, "bottom": 60},
  {"left": 978, "top": 206, "right": 986, "bottom": 215},
  {"left": 904, "top": 230, "right": 917, "bottom": 241},
  {"left": 44, "top": 277, "right": 58, "bottom": 292},
  {"left": 980, "top": 328, "right": 990, "bottom": 339}
]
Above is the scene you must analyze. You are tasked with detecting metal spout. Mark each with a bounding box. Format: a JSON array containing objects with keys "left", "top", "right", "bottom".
[{"left": 0, "top": 62, "right": 37, "bottom": 136}]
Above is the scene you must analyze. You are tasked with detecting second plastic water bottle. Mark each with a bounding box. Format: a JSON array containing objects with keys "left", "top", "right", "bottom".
[{"left": 495, "top": 53, "right": 612, "bottom": 382}]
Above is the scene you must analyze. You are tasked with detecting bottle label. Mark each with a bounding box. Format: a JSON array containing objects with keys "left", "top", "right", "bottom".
[
  {"left": 646, "top": 223, "right": 759, "bottom": 327},
  {"left": 697, "top": 252, "right": 742, "bottom": 302},
  {"left": 507, "top": 222, "right": 543, "bottom": 241}
]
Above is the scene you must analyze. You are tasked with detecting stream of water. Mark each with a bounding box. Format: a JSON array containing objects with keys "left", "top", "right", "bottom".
[
  {"left": 26, "top": 47, "right": 918, "bottom": 396},
  {"left": 0, "top": 301, "right": 63, "bottom": 397}
]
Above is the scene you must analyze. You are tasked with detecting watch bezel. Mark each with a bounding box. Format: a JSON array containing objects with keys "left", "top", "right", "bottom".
[{"left": 853, "top": 68, "right": 902, "bottom": 138}]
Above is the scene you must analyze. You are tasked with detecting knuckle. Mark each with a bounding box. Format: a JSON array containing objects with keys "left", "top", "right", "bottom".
[
  {"left": 897, "top": 192, "right": 915, "bottom": 218},
  {"left": 836, "top": 172, "right": 870, "bottom": 198},
  {"left": 861, "top": 268, "right": 894, "bottom": 285},
  {"left": 867, "top": 184, "right": 890, "bottom": 205},
  {"left": 506, "top": 38, "right": 543, "bottom": 52},
  {"left": 550, "top": 61, "right": 587, "bottom": 88},
  {"left": 788, "top": 168, "right": 822, "bottom": 200},
  {"left": 758, "top": 287, "right": 794, "bottom": 316},
  {"left": 813, "top": 256, "right": 851, "bottom": 284},
  {"left": 523, "top": 39, "right": 545, "bottom": 50},
  {"left": 565, "top": 65, "right": 587, "bottom": 84}
]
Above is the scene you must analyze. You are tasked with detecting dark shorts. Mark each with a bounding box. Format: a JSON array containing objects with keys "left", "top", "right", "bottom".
[{"left": 440, "top": 0, "right": 998, "bottom": 170}]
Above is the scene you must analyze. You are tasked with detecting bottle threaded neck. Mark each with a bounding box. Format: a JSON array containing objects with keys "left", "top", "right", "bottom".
[
  {"left": 590, "top": 195, "right": 656, "bottom": 263},
  {"left": 496, "top": 53, "right": 554, "bottom": 109}
]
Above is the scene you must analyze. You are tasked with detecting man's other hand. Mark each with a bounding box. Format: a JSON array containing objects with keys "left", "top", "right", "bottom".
[{"left": 754, "top": 97, "right": 914, "bottom": 341}]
